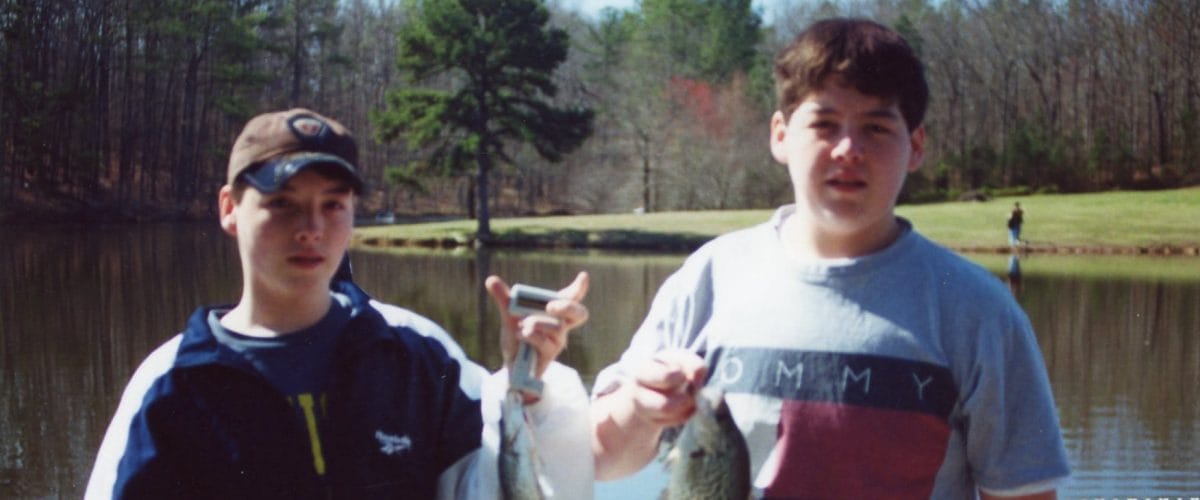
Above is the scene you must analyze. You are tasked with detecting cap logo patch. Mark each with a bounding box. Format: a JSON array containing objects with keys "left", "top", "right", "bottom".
[{"left": 289, "top": 116, "right": 329, "bottom": 144}]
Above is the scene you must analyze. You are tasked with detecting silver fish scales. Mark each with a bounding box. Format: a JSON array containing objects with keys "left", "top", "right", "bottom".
[
  {"left": 500, "top": 342, "right": 546, "bottom": 500},
  {"left": 664, "top": 387, "right": 751, "bottom": 500},
  {"left": 499, "top": 388, "right": 545, "bottom": 500}
]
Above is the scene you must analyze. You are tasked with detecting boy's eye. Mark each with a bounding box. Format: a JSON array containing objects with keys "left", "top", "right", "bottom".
[
  {"left": 810, "top": 120, "right": 837, "bottom": 131},
  {"left": 866, "top": 123, "right": 892, "bottom": 134},
  {"left": 264, "top": 197, "right": 295, "bottom": 210}
]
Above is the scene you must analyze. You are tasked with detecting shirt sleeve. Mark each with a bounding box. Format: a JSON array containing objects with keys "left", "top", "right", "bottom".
[
  {"left": 592, "top": 251, "right": 715, "bottom": 398},
  {"left": 85, "top": 336, "right": 185, "bottom": 500},
  {"left": 957, "top": 299, "right": 1071, "bottom": 493}
]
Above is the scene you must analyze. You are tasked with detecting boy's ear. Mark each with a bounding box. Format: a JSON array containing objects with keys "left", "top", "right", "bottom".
[
  {"left": 769, "top": 110, "right": 789, "bottom": 164},
  {"left": 218, "top": 185, "right": 238, "bottom": 237},
  {"left": 907, "top": 125, "right": 926, "bottom": 173}
]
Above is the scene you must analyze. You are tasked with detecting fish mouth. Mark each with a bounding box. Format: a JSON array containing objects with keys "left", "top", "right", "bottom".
[{"left": 697, "top": 386, "right": 724, "bottom": 403}]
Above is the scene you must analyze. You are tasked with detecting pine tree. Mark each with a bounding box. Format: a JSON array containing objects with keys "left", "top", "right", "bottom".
[{"left": 373, "top": 0, "right": 594, "bottom": 242}]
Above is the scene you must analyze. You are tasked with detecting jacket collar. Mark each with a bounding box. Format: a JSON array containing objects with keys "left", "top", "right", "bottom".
[{"left": 172, "top": 279, "right": 388, "bottom": 370}]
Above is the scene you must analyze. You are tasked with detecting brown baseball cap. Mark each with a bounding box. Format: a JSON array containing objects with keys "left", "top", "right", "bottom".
[{"left": 226, "top": 108, "right": 363, "bottom": 193}]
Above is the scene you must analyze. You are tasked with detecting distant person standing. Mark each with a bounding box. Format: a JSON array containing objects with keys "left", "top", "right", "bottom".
[{"left": 1008, "top": 202, "right": 1024, "bottom": 245}]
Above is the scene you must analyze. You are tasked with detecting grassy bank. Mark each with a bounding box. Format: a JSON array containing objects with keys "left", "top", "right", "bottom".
[
  {"left": 354, "top": 188, "right": 1200, "bottom": 254},
  {"left": 896, "top": 188, "right": 1200, "bottom": 252}
]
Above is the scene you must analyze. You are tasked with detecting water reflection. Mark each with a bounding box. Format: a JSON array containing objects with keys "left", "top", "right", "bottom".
[
  {"left": 1007, "top": 253, "right": 1023, "bottom": 297},
  {"left": 1023, "top": 275, "right": 1200, "bottom": 496},
  {"left": 0, "top": 223, "right": 239, "bottom": 497},
  {"left": 1, "top": 224, "right": 1197, "bottom": 498},
  {"left": 349, "top": 248, "right": 684, "bottom": 384}
]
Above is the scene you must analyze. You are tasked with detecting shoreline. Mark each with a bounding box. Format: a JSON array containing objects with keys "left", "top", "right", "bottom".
[
  {"left": 953, "top": 243, "right": 1199, "bottom": 256},
  {"left": 352, "top": 233, "right": 1200, "bottom": 257},
  {"left": 351, "top": 189, "right": 1200, "bottom": 257}
]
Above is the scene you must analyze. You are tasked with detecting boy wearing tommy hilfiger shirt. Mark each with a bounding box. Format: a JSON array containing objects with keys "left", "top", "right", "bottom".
[{"left": 590, "top": 19, "right": 1070, "bottom": 498}]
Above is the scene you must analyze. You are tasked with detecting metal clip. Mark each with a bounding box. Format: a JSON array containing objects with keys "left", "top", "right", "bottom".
[{"left": 509, "top": 342, "right": 544, "bottom": 398}]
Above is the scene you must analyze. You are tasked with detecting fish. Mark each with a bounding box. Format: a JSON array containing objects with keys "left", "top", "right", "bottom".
[
  {"left": 664, "top": 387, "right": 752, "bottom": 500},
  {"left": 499, "top": 388, "right": 546, "bottom": 500}
]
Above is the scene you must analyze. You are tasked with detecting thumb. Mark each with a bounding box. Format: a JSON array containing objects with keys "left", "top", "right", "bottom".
[
  {"left": 559, "top": 271, "right": 590, "bottom": 302},
  {"left": 485, "top": 275, "right": 513, "bottom": 323}
]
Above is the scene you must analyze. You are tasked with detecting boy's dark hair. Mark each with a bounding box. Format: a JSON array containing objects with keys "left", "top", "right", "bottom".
[{"left": 774, "top": 18, "right": 929, "bottom": 130}]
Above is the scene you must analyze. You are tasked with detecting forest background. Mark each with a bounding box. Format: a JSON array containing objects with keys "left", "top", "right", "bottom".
[{"left": 3, "top": 0, "right": 1199, "bottom": 223}]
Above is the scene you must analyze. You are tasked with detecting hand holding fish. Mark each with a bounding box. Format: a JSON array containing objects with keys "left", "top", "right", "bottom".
[
  {"left": 488, "top": 273, "right": 591, "bottom": 500},
  {"left": 485, "top": 272, "right": 590, "bottom": 399},
  {"left": 592, "top": 349, "right": 707, "bottom": 480},
  {"left": 628, "top": 350, "right": 708, "bottom": 427}
]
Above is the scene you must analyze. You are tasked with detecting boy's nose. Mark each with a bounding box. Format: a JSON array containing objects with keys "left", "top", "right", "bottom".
[
  {"left": 296, "top": 210, "right": 324, "bottom": 242},
  {"left": 831, "top": 134, "right": 865, "bottom": 163}
]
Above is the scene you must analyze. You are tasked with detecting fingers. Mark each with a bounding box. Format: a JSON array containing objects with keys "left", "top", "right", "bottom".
[
  {"left": 637, "top": 349, "right": 707, "bottom": 390},
  {"left": 518, "top": 315, "right": 568, "bottom": 377},
  {"left": 628, "top": 386, "right": 694, "bottom": 427},
  {"left": 488, "top": 272, "right": 590, "bottom": 377},
  {"left": 547, "top": 272, "right": 589, "bottom": 331},
  {"left": 627, "top": 350, "right": 707, "bottom": 427},
  {"left": 487, "top": 273, "right": 588, "bottom": 329},
  {"left": 484, "top": 275, "right": 514, "bottom": 324},
  {"left": 558, "top": 271, "right": 590, "bottom": 301},
  {"left": 485, "top": 275, "right": 524, "bottom": 368}
]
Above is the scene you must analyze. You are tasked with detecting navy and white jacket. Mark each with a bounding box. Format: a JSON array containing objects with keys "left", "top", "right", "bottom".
[{"left": 86, "top": 281, "right": 518, "bottom": 499}]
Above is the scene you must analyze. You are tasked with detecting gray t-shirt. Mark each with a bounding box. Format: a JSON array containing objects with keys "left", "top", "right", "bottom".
[{"left": 594, "top": 206, "right": 1070, "bottom": 497}]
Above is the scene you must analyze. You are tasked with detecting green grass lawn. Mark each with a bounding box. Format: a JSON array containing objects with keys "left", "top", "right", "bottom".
[
  {"left": 896, "top": 188, "right": 1200, "bottom": 249},
  {"left": 355, "top": 187, "right": 1200, "bottom": 251}
]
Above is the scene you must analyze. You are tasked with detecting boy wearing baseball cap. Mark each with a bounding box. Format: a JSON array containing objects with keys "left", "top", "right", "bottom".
[{"left": 86, "top": 109, "right": 594, "bottom": 498}]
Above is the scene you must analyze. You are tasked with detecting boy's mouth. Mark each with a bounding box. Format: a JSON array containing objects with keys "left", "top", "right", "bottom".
[
  {"left": 288, "top": 253, "right": 325, "bottom": 268},
  {"left": 826, "top": 177, "right": 867, "bottom": 191}
]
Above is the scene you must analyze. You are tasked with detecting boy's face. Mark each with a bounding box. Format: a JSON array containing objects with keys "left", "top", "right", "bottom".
[
  {"left": 219, "top": 169, "right": 356, "bottom": 299},
  {"left": 770, "top": 82, "right": 925, "bottom": 247}
]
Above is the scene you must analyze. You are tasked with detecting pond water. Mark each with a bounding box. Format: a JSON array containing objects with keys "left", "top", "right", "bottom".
[{"left": 1, "top": 223, "right": 1197, "bottom": 498}]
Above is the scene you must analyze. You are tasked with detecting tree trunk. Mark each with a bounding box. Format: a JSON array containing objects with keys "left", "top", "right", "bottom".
[
  {"left": 291, "top": 5, "right": 305, "bottom": 106},
  {"left": 177, "top": 51, "right": 201, "bottom": 208},
  {"left": 475, "top": 143, "right": 493, "bottom": 243},
  {"left": 473, "top": 81, "right": 493, "bottom": 243},
  {"left": 118, "top": 0, "right": 135, "bottom": 206},
  {"left": 638, "top": 130, "right": 652, "bottom": 212}
]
